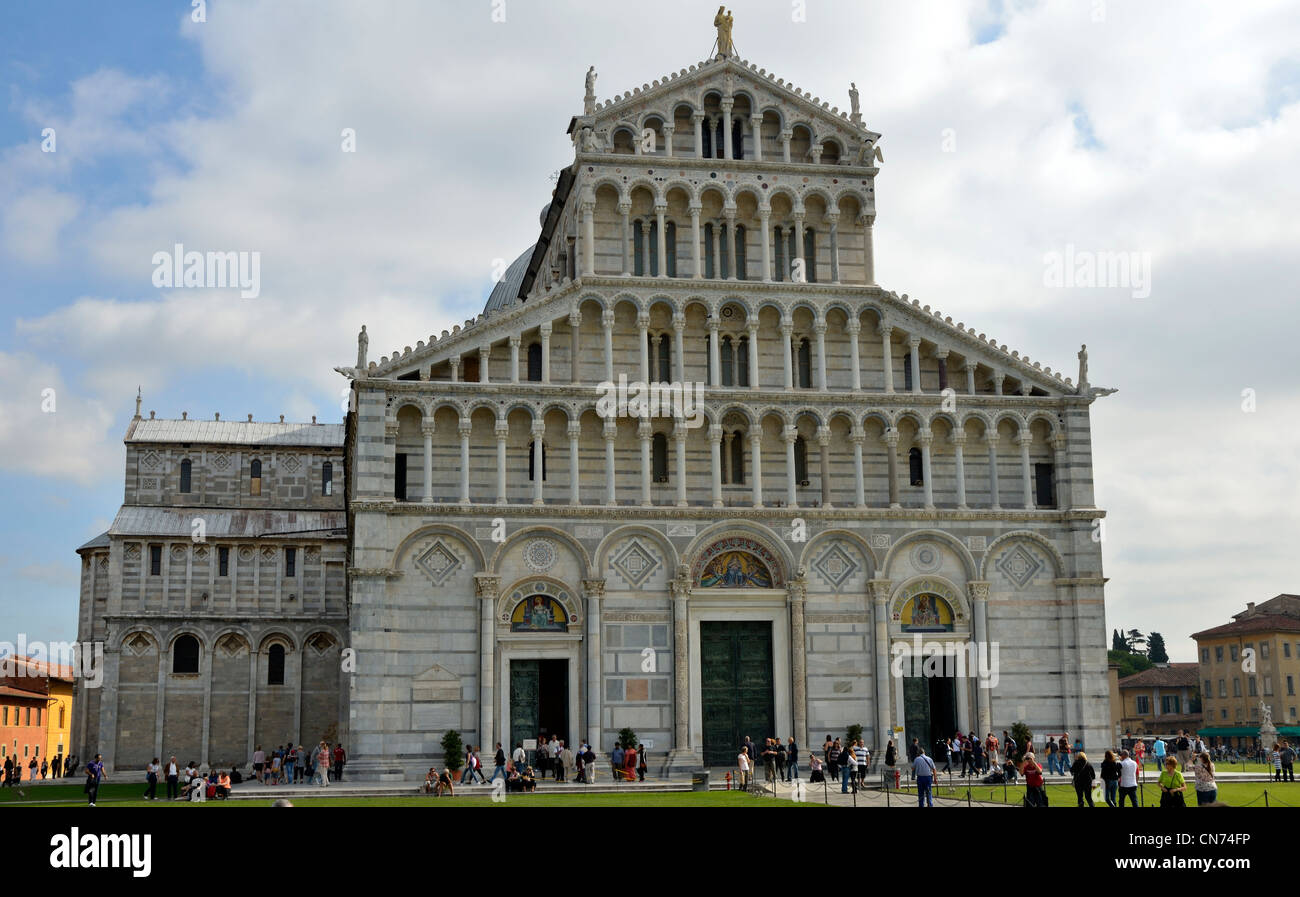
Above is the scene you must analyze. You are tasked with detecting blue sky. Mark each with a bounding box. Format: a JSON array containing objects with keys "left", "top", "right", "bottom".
[{"left": 2, "top": 0, "right": 1299, "bottom": 659}]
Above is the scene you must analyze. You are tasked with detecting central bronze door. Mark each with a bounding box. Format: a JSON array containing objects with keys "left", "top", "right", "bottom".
[{"left": 700, "top": 621, "right": 774, "bottom": 767}]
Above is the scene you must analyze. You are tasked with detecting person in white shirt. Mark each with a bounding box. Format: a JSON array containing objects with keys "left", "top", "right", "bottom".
[
  {"left": 737, "top": 750, "right": 751, "bottom": 789},
  {"left": 1118, "top": 749, "right": 1139, "bottom": 807},
  {"left": 512, "top": 743, "right": 527, "bottom": 771}
]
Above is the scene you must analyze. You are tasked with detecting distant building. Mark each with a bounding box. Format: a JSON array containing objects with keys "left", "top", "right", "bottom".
[
  {"left": 1193, "top": 593, "right": 1300, "bottom": 748},
  {"left": 1114, "top": 662, "right": 1199, "bottom": 737},
  {"left": 0, "top": 654, "right": 74, "bottom": 778}
]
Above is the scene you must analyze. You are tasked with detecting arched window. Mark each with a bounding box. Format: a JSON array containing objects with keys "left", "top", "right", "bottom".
[
  {"left": 703, "top": 223, "right": 716, "bottom": 278},
  {"left": 633, "top": 220, "right": 645, "bottom": 276},
  {"left": 909, "top": 447, "right": 924, "bottom": 486},
  {"left": 172, "top": 635, "right": 199, "bottom": 674},
  {"left": 903, "top": 352, "right": 913, "bottom": 391},
  {"left": 714, "top": 119, "right": 725, "bottom": 159},
  {"left": 394, "top": 453, "right": 407, "bottom": 500},
  {"left": 702, "top": 122, "right": 713, "bottom": 159},
  {"left": 797, "top": 339, "right": 812, "bottom": 388},
  {"left": 179, "top": 459, "right": 192, "bottom": 494},
  {"left": 527, "top": 342, "right": 543, "bottom": 381},
  {"left": 250, "top": 458, "right": 262, "bottom": 496},
  {"left": 704, "top": 333, "right": 713, "bottom": 386},
  {"left": 528, "top": 440, "right": 547, "bottom": 481},
  {"left": 732, "top": 118, "right": 744, "bottom": 160},
  {"left": 729, "top": 431, "right": 745, "bottom": 484},
  {"left": 787, "top": 230, "right": 798, "bottom": 280},
  {"left": 322, "top": 461, "right": 333, "bottom": 496},
  {"left": 652, "top": 432, "right": 669, "bottom": 482},
  {"left": 648, "top": 219, "right": 659, "bottom": 276},
  {"left": 720, "top": 337, "right": 734, "bottom": 387},
  {"left": 734, "top": 224, "right": 747, "bottom": 280},
  {"left": 803, "top": 227, "right": 818, "bottom": 283},
  {"left": 794, "top": 435, "right": 808, "bottom": 484},
  {"left": 666, "top": 221, "right": 677, "bottom": 277},
  {"left": 656, "top": 334, "right": 671, "bottom": 382},
  {"left": 268, "top": 644, "right": 285, "bottom": 686},
  {"left": 736, "top": 336, "right": 750, "bottom": 387},
  {"left": 774, "top": 227, "right": 786, "bottom": 282}
]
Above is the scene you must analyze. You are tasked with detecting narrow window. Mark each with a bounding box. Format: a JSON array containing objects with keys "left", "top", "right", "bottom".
[
  {"left": 734, "top": 224, "right": 747, "bottom": 280},
  {"left": 732, "top": 118, "right": 744, "bottom": 160},
  {"left": 394, "top": 453, "right": 407, "bottom": 500},
  {"left": 794, "top": 435, "right": 808, "bottom": 484},
  {"left": 720, "top": 337, "right": 734, "bottom": 387},
  {"left": 908, "top": 447, "right": 924, "bottom": 486},
  {"left": 528, "top": 441, "right": 547, "bottom": 481},
  {"left": 657, "top": 335, "right": 671, "bottom": 382},
  {"left": 730, "top": 431, "right": 745, "bottom": 484},
  {"left": 903, "top": 352, "right": 913, "bottom": 392},
  {"left": 803, "top": 227, "right": 817, "bottom": 283},
  {"left": 704, "top": 334, "right": 712, "bottom": 386},
  {"left": 59, "top": 707, "right": 64, "bottom": 728},
  {"left": 666, "top": 221, "right": 677, "bottom": 277},
  {"left": 714, "top": 119, "right": 725, "bottom": 159},
  {"left": 702, "top": 123, "right": 713, "bottom": 159},
  {"left": 250, "top": 458, "right": 262, "bottom": 496},
  {"left": 268, "top": 644, "right": 285, "bottom": 686},
  {"left": 774, "top": 227, "right": 785, "bottom": 282},
  {"left": 797, "top": 339, "right": 811, "bottom": 388},
  {"left": 322, "top": 461, "right": 333, "bottom": 496},
  {"left": 704, "top": 223, "right": 715, "bottom": 278},
  {"left": 150, "top": 545, "right": 162, "bottom": 576},
  {"left": 285, "top": 547, "right": 296, "bottom": 578},
  {"left": 1289, "top": 676, "right": 1295, "bottom": 696},
  {"left": 218, "top": 547, "right": 229, "bottom": 577},
  {"left": 527, "top": 343, "right": 543, "bottom": 381},
  {"left": 1034, "top": 463, "right": 1056, "bottom": 508},
  {"left": 787, "top": 230, "right": 797, "bottom": 279},
  {"left": 736, "top": 336, "right": 749, "bottom": 387},
  {"left": 179, "top": 459, "right": 192, "bottom": 494},
  {"left": 172, "top": 635, "right": 199, "bottom": 674},
  {"left": 633, "top": 220, "right": 645, "bottom": 276},
  {"left": 652, "top": 432, "right": 668, "bottom": 482}
]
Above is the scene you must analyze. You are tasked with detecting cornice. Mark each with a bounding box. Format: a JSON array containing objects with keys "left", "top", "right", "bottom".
[{"left": 575, "top": 153, "right": 878, "bottom": 181}]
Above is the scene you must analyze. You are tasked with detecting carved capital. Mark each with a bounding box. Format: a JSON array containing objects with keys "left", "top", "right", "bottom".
[
  {"left": 967, "top": 581, "right": 991, "bottom": 602},
  {"left": 582, "top": 578, "right": 606, "bottom": 599},
  {"left": 602, "top": 310, "right": 615, "bottom": 328},
  {"left": 867, "top": 578, "right": 893, "bottom": 603},
  {"left": 474, "top": 573, "right": 501, "bottom": 600}
]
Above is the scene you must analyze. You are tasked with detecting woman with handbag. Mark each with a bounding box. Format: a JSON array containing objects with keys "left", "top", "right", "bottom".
[
  {"left": 1158, "top": 756, "right": 1187, "bottom": 807},
  {"left": 1021, "top": 752, "right": 1046, "bottom": 807},
  {"left": 1070, "top": 751, "right": 1095, "bottom": 807},
  {"left": 1193, "top": 752, "right": 1218, "bottom": 805}
]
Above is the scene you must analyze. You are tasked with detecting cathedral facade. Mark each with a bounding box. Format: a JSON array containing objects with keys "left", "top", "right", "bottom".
[{"left": 73, "top": 49, "right": 1113, "bottom": 777}]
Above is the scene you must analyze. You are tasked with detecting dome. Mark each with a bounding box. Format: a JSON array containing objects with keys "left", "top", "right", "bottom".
[
  {"left": 539, "top": 202, "right": 551, "bottom": 227},
  {"left": 483, "top": 245, "right": 535, "bottom": 314}
]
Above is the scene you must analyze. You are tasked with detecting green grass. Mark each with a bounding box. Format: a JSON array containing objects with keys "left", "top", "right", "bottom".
[
  {"left": 922, "top": 779, "right": 1300, "bottom": 808},
  {"left": 1, "top": 787, "right": 822, "bottom": 808}
]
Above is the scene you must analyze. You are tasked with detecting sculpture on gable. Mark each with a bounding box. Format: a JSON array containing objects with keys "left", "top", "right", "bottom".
[
  {"left": 714, "top": 6, "right": 735, "bottom": 57},
  {"left": 584, "top": 65, "right": 597, "bottom": 114}
]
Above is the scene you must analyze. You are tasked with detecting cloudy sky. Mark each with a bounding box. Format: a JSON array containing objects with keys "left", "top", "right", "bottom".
[{"left": 1, "top": 0, "right": 1297, "bottom": 661}]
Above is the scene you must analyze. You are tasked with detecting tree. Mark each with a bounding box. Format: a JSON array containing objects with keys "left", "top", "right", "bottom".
[
  {"left": 1112, "top": 629, "right": 1127, "bottom": 652},
  {"left": 617, "top": 727, "right": 639, "bottom": 750},
  {"left": 1009, "top": 722, "right": 1032, "bottom": 762},
  {"left": 440, "top": 730, "right": 464, "bottom": 772},
  {"left": 1126, "top": 629, "right": 1148, "bottom": 654},
  {"left": 1147, "top": 632, "right": 1169, "bottom": 664},
  {"left": 1109, "top": 649, "right": 1155, "bottom": 679},
  {"left": 846, "top": 723, "right": 864, "bottom": 748}
]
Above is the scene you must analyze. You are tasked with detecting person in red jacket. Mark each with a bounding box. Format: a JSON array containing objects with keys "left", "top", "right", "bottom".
[
  {"left": 332, "top": 744, "right": 346, "bottom": 781},
  {"left": 1022, "top": 753, "right": 1046, "bottom": 807}
]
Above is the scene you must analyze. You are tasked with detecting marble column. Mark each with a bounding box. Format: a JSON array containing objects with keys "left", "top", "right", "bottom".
[
  {"left": 869, "top": 579, "right": 893, "bottom": 749},
  {"left": 936, "top": 348, "right": 949, "bottom": 392},
  {"left": 479, "top": 345, "right": 491, "bottom": 385},
  {"left": 885, "top": 428, "right": 901, "bottom": 508},
  {"left": 475, "top": 574, "right": 500, "bottom": 754},
  {"left": 638, "top": 219, "right": 650, "bottom": 276},
  {"left": 450, "top": 358, "right": 459, "bottom": 383},
  {"left": 637, "top": 314, "right": 650, "bottom": 385},
  {"left": 671, "top": 579, "right": 690, "bottom": 754},
  {"left": 509, "top": 335, "right": 520, "bottom": 384},
  {"left": 780, "top": 129, "right": 792, "bottom": 163},
  {"left": 908, "top": 336, "right": 922, "bottom": 394},
  {"left": 602, "top": 311, "right": 615, "bottom": 382},
  {"left": 847, "top": 320, "right": 862, "bottom": 391},
  {"left": 724, "top": 210, "right": 738, "bottom": 280},
  {"left": 655, "top": 204, "right": 668, "bottom": 278},
  {"left": 850, "top": 430, "right": 866, "bottom": 507},
  {"left": 749, "top": 114, "right": 764, "bottom": 161},
  {"left": 968, "top": 581, "right": 992, "bottom": 738},
  {"left": 759, "top": 208, "right": 772, "bottom": 282},
  {"left": 788, "top": 577, "right": 808, "bottom": 751},
  {"left": 750, "top": 431, "right": 764, "bottom": 508},
  {"left": 458, "top": 419, "right": 471, "bottom": 504},
  {"left": 880, "top": 323, "right": 895, "bottom": 394},
  {"left": 583, "top": 579, "right": 605, "bottom": 750},
  {"left": 1018, "top": 432, "right": 1034, "bottom": 508},
  {"left": 690, "top": 206, "right": 702, "bottom": 278},
  {"left": 952, "top": 433, "right": 968, "bottom": 509},
  {"left": 531, "top": 421, "right": 545, "bottom": 505},
  {"left": 494, "top": 419, "right": 508, "bottom": 503},
  {"left": 422, "top": 423, "right": 435, "bottom": 503},
  {"left": 918, "top": 428, "right": 934, "bottom": 509},
  {"left": 662, "top": 124, "right": 674, "bottom": 158},
  {"left": 720, "top": 101, "right": 733, "bottom": 160},
  {"left": 746, "top": 321, "right": 760, "bottom": 389},
  {"left": 817, "top": 426, "right": 832, "bottom": 507},
  {"left": 603, "top": 422, "right": 617, "bottom": 506},
  {"left": 781, "top": 321, "right": 794, "bottom": 389},
  {"left": 814, "top": 321, "right": 828, "bottom": 390},
  {"left": 992, "top": 372, "right": 1005, "bottom": 396},
  {"left": 708, "top": 319, "right": 721, "bottom": 386},
  {"left": 638, "top": 420, "right": 652, "bottom": 507},
  {"left": 827, "top": 212, "right": 841, "bottom": 283},
  {"left": 861, "top": 214, "right": 875, "bottom": 284},
  {"left": 965, "top": 360, "right": 977, "bottom": 395},
  {"left": 986, "top": 433, "right": 1001, "bottom": 510},
  {"left": 674, "top": 427, "right": 688, "bottom": 507},
  {"left": 568, "top": 310, "right": 581, "bottom": 384},
  {"left": 692, "top": 112, "right": 705, "bottom": 159},
  {"left": 619, "top": 202, "right": 632, "bottom": 276},
  {"left": 711, "top": 219, "right": 722, "bottom": 278},
  {"left": 784, "top": 427, "right": 799, "bottom": 508},
  {"left": 581, "top": 201, "right": 595, "bottom": 275},
  {"left": 568, "top": 421, "right": 581, "bottom": 505},
  {"left": 793, "top": 213, "right": 805, "bottom": 279},
  {"left": 709, "top": 425, "right": 723, "bottom": 507},
  {"left": 539, "top": 322, "right": 552, "bottom": 384}
]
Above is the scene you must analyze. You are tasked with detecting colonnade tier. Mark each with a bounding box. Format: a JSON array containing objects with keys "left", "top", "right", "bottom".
[{"left": 384, "top": 397, "right": 1067, "bottom": 512}]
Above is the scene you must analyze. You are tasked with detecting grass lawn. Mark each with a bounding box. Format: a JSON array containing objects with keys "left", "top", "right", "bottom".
[
  {"left": 0, "top": 785, "right": 820, "bottom": 808},
  {"left": 924, "top": 779, "right": 1300, "bottom": 808}
]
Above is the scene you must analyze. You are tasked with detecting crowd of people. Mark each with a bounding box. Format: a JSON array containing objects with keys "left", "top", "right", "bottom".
[
  {"left": 430, "top": 739, "right": 650, "bottom": 795},
  {"left": 2, "top": 752, "right": 80, "bottom": 785}
]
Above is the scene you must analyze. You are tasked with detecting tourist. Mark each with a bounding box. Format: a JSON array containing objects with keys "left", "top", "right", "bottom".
[
  {"left": 520, "top": 765, "right": 536, "bottom": 792},
  {"left": 421, "top": 767, "right": 437, "bottom": 794},
  {"left": 1059, "top": 734, "right": 1071, "bottom": 773},
  {"left": 736, "top": 747, "right": 751, "bottom": 789},
  {"left": 1002, "top": 730, "right": 1014, "bottom": 763},
  {"left": 1151, "top": 736, "right": 1166, "bottom": 770},
  {"left": 1134, "top": 738, "right": 1146, "bottom": 770},
  {"left": 583, "top": 744, "right": 597, "bottom": 783},
  {"left": 295, "top": 745, "right": 307, "bottom": 783},
  {"left": 785, "top": 736, "right": 799, "bottom": 782},
  {"left": 934, "top": 737, "right": 950, "bottom": 774},
  {"left": 1193, "top": 752, "right": 1217, "bottom": 805},
  {"left": 1042, "top": 737, "right": 1057, "bottom": 775},
  {"left": 491, "top": 743, "right": 508, "bottom": 783},
  {"left": 216, "top": 770, "right": 231, "bottom": 799},
  {"left": 839, "top": 740, "right": 856, "bottom": 793},
  {"left": 269, "top": 750, "right": 282, "bottom": 785},
  {"left": 882, "top": 739, "right": 894, "bottom": 780},
  {"left": 830, "top": 737, "right": 843, "bottom": 782},
  {"left": 1021, "top": 752, "right": 1046, "bottom": 807},
  {"left": 960, "top": 734, "right": 974, "bottom": 777},
  {"left": 315, "top": 742, "right": 331, "bottom": 786},
  {"left": 624, "top": 743, "right": 638, "bottom": 783},
  {"left": 3, "top": 756, "right": 12, "bottom": 787},
  {"left": 611, "top": 742, "right": 625, "bottom": 782},
  {"left": 84, "top": 754, "right": 106, "bottom": 806},
  {"left": 40, "top": 758, "right": 48, "bottom": 780},
  {"left": 538, "top": 735, "right": 551, "bottom": 779},
  {"left": 512, "top": 742, "right": 526, "bottom": 775},
  {"left": 552, "top": 738, "right": 564, "bottom": 780},
  {"left": 333, "top": 743, "right": 347, "bottom": 781},
  {"left": 459, "top": 745, "right": 477, "bottom": 785},
  {"left": 636, "top": 744, "right": 647, "bottom": 782},
  {"left": 284, "top": 745, "right": 296, "bottom": 784},
  {"left": 436, "top": 767, "right": 454, "bottom": 797},
  {"left": 1281, "top": 741, "right": 1296, "bottom": 782},
  {"left": 985, "top": 731, "right": 999, "bottom": 767},
  {"left": 1272, "top": 743, "right": 1284, "bottom": 781},
  {"left": 1118, "top": 749, "right": 1139, "bottom": 807},
  {"left": 558, "top": 741, "right": 573, "bottom": 783},
  {"left": 165, "top": 755, "right": 180, "bottom": 800},
  {"left": 1157, "top": 756, "right": 1187, "bottom": 807},
  {"left": 1176, "top": 730, "right": 1192, "bottom": 771},
  {"left": 775, "top": 738, "right": 787, "bottom": 781},
  {"left": 144, "top": 757, "right": 160, "bottom": 801},
  {"left": 1002, "top": 755, "right": 1018, "bottom": 784},
  {"left": 913, "top": 746, "right": 936, "bottom": 808},
  {"left": 853, "top": 739, "right": 868, "bottom": 787},
  {"left": 808, "top": 753, "right": 824, "bottom": 783},
  {"left": 762, "top": 738, "right": 777, "bottom": 784},
  {"left": 822, "top": 734, "right": 834, "bottom": 781},
  {"left": 28, "top": 757, "right": 37, "bottom": 782},
  {"left": 1070, "top": 751, "right": 1095, "bottom": 807},
  {"left": 252, "top": 744, "right": 266, "bottom": 783},
  {"left": 972, "top": 732, "right": 986, "bottom": 776},
  {"left": 1100, "top": 750, "right": 1120, "bottom": 807}
]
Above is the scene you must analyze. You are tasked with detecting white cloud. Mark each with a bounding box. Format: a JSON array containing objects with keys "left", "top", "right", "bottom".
[{"left": 1, "top": 188, "right": 80, "bottom": 263}]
